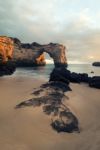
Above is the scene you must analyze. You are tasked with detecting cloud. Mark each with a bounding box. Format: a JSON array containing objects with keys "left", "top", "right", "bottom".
[{"left": 0, "top": 0, "right": 100, "bottom": 63}]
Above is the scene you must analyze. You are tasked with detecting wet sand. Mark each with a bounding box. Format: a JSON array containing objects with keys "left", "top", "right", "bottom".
[{"left": 0, "top": 76, "right": 100, "bottom": 150}]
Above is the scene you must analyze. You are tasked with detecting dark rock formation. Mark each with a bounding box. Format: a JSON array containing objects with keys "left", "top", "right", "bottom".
[
  {"left": 49, "top": 67, "right": 100, "bottom": 89},
  {"left": 51, "top": 111, "right": 79, "bottom": 133},
  {"left": 92, "top": 62, "right": 100, "bottom": 67},
  {"left": 49, "top": 67, "right": 70, "bottom": 84},
  {"left": 40, "top": 81, "right": 72, "bottom": 92},
  {"left": 91, "top": 71, "right": 94, "bottom": 74},
  {"left": 79, "top": 73, "right": 89, "bottom": 82},
  {"left": 70, "top": 72, "right": 81, "bottom": 83},
  {"left": 49, "top": 68, "right": 89, "bottom": 83},
  {"left": 0, "top": 61, "right": 16, "bottom": 76},
  {"left": 21, "top": 42, "right": 41, "bottom": 48},
  {"left": 15, "top": 66, "right": 99, "bottom": 133},
  {"left": 16, "top": 80, "right": 80, "bottom": 133},
  {"left": 89, "top": 76, "right": 100, "bottom": 89}
]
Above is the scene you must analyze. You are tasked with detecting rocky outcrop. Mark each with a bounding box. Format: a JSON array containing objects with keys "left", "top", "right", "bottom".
[
  {"left": 49, "top": 68, "right": 89, "bottom": 83},
  {"left": 12, "top": 38, "right": 67, "bottom": 67},
  {"left": 10, "top": 38, "right": 46, "bottom": 66},
  {"left": 0, "top": 36, "right": 14, "bottom": 63},
  {"left": 0, "top": 61, "right": 16, "bottom": 76},
  {"left": 0, "top": 36, "right": 67, "bottom": 67},
  {"left": 49, "top": 67, "right": 100, "bottom": 89},
  {"left": 45, "top": 43, "right": 67, "bottom": 67},
  {"left": 0, "top": 36, "right": 15, "bottom": 76},
  {"left": 92, "top": 62, "right": 100, "bottom": 67},
  {"left": 89, "top": 76, "right": 100, "bottom": 89},
  {"left": 39, "top": 43, "right": 67, "bottom": 67},
  {"left": 16, "top": 79, "right": 79, "bottom": 133},
  {"left": 0, "top": 36, "right": 67, "bottom": 76}
]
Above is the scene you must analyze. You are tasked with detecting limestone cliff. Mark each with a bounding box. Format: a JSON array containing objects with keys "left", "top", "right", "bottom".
[
  {"left": 0, "top": 36, "right": 16, "bottom": 76},
  {"left": 41, "top": 43, "right": 67, "bottom": 67},
  {"left": 12, "top": 38, "right": 67, "bottom": 67},
  {"left": 0, "top": 36, "right": 14, "bottom": 63},
  {"left": 11, "top": 38, "right": 46, "bottom": 66},
  {"left": 0, "top": 36, "right": 67, "bottom": 67}
]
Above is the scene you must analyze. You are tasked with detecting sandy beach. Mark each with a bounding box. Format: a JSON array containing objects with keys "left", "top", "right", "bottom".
[{"left": 0, "top": 76, "right": 100, "bottom": 150}]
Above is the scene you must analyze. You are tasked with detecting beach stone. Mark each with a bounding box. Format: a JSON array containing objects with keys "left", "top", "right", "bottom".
[
  {"left": 51, "top": 111, "right": 80, "bottom": 133},
  {"left": 0, "top": 61, "right": 16, "bottom": 76},
  {"left": 70, "top": 72, "right": 81, "bottom": 83},
  {"left": 89, "top": 76, "right": 100, "bottom": 89},
  {"left": 79, "top": 73, "right": 89, "bottom": 82}
]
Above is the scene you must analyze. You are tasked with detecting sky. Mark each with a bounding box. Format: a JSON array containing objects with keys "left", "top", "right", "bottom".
[{"left": 0, "top": 0, "right": 100, "bottom": 63}]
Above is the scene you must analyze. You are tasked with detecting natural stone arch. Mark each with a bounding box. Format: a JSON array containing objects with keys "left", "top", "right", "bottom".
[
  {"left": 0, "top": 36, "right": 67, "bottom": 67},
  {"left": 33, "top": 43, "right": 67, "bottom": 67}
]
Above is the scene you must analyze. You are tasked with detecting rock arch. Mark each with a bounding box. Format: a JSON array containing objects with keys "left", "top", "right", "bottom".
[
  {"left": 32, "top": 43, "right": 67, "bottom": 67},
  {"left": 0, "top": 36, "right": 67, "bottom": 67}
]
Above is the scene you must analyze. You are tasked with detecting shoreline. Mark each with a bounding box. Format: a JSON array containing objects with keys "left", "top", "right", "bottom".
[{"left": 0, "top": 76, "right": 100, "bottom": 150}]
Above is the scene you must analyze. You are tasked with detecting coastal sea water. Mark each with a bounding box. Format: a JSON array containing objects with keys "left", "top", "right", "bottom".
[{"left": 11, "top": 64, "right": 100, "bottom": 80}]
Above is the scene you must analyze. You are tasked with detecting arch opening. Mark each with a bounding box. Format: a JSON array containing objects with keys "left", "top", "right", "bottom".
[{"left": 44, "top": 52, "right": 54, "bottom": 65}]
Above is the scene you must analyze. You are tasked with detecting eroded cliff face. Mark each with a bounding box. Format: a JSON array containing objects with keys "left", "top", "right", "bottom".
[
  {"left": 0, "top": 36, "right": 15, "bottom": 76},
  {"left": 12, "top": 38, "right": 67, "bottom": 67},
  {"left": 0, "top": 36, "right": 14, "bottom": 63},
  {"left": 0, "top": 36, "right": 67, "bottom": 67},
  {"left": 41, "top": 43, "right": 67, "bottom": 67},
  {"left": 12, "top": 38, "right": 46, "bottom": 66}
]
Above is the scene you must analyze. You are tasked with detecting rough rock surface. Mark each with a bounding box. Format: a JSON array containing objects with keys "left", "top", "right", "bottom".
[
  {"left": 11, "top": 38, "right": 46, "bottom": 66},
  {"left": 89, "top": 76, "right": 100, "bottom": 89},
  {"left": 0, "top": 61, "right": 16, "bottom": 76},
  {"left": 0, "top": 36, "right": 67, "bottom": 67},
  {"left": 12, "top": 38, "right": 67, "bottom": 67},
  {"left": 92, "top": 62, "right": 100, "bottom": 67},
  {"left": 0, "top": 36, "right": 14, "bottom": 63},
  {"left": 49, "top": 67, "right": 100, "bottom": 89},
  {"left": 16, "top": 81, "right": 80, "bottom": 133},
  {"left": 0, "top": 36, "right": 16, "bottom": 76}
]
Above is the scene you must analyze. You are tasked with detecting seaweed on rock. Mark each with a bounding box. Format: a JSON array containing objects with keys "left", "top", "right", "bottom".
[{"left": 16, "top": 81, "right": 80, "bottom": 133}]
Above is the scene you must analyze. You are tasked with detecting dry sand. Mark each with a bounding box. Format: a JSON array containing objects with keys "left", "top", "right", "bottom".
[{"left": 0, "top": 76, "right": 100, "bottom": 150}]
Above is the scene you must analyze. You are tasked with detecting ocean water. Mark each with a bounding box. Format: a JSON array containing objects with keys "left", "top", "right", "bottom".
[{"left": 12, "top": 64, "right": 100, "bottom": 80}]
